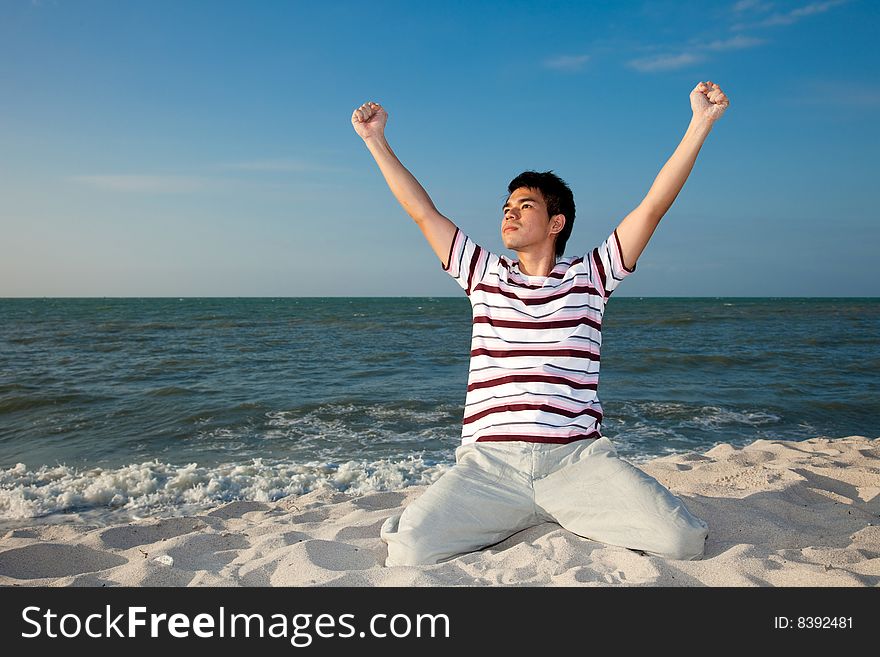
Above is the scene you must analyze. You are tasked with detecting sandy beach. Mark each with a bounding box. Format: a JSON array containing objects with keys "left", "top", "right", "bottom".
[{"left": 1, "top": 435, "right": 878, "bottom": 587}]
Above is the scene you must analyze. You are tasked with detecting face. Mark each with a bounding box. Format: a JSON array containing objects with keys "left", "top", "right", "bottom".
[{"left": 501, "top": 187, "right": 565, "bottom": 253}]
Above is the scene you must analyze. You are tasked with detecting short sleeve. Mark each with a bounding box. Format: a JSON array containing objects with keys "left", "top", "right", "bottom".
[
  {"left": 590, "top": 227, "right": 636, "bottom": 301},
  {"left": 442, "top": 226, "right": 492, "bottom": 297}
]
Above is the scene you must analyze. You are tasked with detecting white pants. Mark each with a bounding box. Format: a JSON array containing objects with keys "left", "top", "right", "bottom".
[{"left": 381, "top": 436, "right": 709, "bottom": 566}]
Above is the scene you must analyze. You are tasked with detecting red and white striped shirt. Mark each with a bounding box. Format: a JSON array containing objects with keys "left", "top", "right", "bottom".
[{"left": 443, "top": 226, "right": 636, "bottom": 445}]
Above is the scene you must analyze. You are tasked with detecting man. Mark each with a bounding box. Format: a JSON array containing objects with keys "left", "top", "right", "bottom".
[{"left": 351, "top": 81, "right": 730, "bottom": 566}]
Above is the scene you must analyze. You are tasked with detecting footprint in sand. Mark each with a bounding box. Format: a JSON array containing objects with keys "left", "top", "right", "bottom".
[
  {"left": 163, "top": 533, "right": 250, "bottom": 571},
  {"left": 300, "top": 539, "right": 377, "bottom": 571},
  {"left": 286, "top": 509, "right": 331, "bottom": 524},
  {"left": 207, "top": 501, "right": 271, "bottom": 520},
  {"left": 334, "top": 518, "right": 386, "bottom": 541},
  {"left": 0, "top": 544, "right": 127, "bottom": 580},
  {"left": 350, "top": 491, "right": 406, "bottom": 511},
  {"left": 99, "top": 517, "right": 207, "bottom": 550}
]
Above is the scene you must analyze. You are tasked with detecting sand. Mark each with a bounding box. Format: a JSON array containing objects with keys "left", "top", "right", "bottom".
[{"left": 1, "top": 435, "right": 878, "bottom": 587}]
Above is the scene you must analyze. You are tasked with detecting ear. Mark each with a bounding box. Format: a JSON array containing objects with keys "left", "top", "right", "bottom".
[{"left": 550, "top": 214, "right": 566, "bottom": 236}]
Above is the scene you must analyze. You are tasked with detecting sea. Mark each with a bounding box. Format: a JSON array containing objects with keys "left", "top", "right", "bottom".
[{"left": 1, "top": 297, "right": 877, "bottom": 528}]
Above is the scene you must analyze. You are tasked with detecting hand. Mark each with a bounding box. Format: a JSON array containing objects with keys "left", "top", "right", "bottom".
[
  {"left": 351, "top": 101, "right": 388, "bottom": 140},
  {"left": 690, "top": 81, "right": 729, "bottom": 124}
]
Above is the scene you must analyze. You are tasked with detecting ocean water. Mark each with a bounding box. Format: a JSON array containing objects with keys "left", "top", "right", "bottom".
[{"left": 1, "top": 297, "right": 877, "bottom": 527}]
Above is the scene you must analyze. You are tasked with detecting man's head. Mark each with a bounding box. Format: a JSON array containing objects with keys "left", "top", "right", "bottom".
[{"left": 501, "top": 170, "right": 575, "bottom": 259}]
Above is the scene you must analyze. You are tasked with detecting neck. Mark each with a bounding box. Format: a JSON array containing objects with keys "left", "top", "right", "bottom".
[{"left": 515, "top": 249, "right": 557, "bottom": 277}]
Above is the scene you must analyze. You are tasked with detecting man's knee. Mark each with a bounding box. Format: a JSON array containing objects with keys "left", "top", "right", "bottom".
[
  {"left": 380, "top": 512, "right": 454, "bottom": 567},
  {"left": 646, "top": 519, "right": 709, "bottom": 561}
]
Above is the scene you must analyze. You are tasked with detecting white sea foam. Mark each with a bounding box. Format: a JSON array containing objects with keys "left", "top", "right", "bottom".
[
  {"left": 261, "top": 405, "right": 460, "bottom": 450},
  {"left": 682, "top": 406, "right": 781, "bottom": 429},
  {"left": 624, "top": 401, "right": 780, "bottom": 428},
  {"left": 0, "top": 456, "right": 450, "bottom": 521},
  {"left": 266, "top": 403, "right": 458, "bottom": 425}
]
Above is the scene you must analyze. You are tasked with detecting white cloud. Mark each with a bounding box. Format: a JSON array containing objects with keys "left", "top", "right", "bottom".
[
  {"left": 703, "top": 35, "right": 767, "bottom": 51},
  {"left": 794, "top": 80, "right": 880, "bottom": 108},
  {"left": 217, "top": 158, "right": 351, "bottom": 173},
  {"left": 627, "top": 52, "right": 705, "bottom": 73},
  {"left": 543, "top": 54, "right": 591, "bottom": 71},
  {"left": 68, "top": 172, "right": 349, "bottom": 197},
  {"left": 624, "top": 33, "right": 764, "bottom": 74},
  {"left": 69, "top": 174, "right": 214, "bottom": 193},
  {"left": 68, "top": 159, "right": 352, "bottom": 193},
  {"left": 732, "top": 0, "right": 849, "bottom": 30},
  {"left": 731, "top": 0, "right": 775, "bottom": 12}
]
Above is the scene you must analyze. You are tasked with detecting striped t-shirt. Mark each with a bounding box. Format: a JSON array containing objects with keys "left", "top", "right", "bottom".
[{"left": 442, "top": 225, "right": 636, "bottom": 445}]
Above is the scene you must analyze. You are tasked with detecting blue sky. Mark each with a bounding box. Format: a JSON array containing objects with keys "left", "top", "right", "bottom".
[{"left": 1, "top": 0, "right": 877, "bottom": 297}]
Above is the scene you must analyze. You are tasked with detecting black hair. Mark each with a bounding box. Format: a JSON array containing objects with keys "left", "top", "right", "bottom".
[{"left": 506, "top": 170, "right": 575, "bottom": 258}]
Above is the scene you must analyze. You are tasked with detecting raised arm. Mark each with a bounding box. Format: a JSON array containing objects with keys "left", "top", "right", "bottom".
[
  {"left": 615, "top": 81, "right": 730, "bottom": 271},
  {"left": 351, "top": 101, "right": 458, "bottom": 268}
]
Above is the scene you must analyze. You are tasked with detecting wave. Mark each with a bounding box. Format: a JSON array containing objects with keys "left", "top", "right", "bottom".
[
  {"left": 0, "top": 393, "right": 99, "bottom": 415},
  {"left": 145, "top": 386, "right": 194, "bottom": 398},
  {"left": 621, "top": 401, "right": 781, "bottom": 427},
  {"left": 623, "top": 352, "right": 757, "bottom": 372},
  {"left": 0, "top": 456, "right": 450, "bottom": 522}
]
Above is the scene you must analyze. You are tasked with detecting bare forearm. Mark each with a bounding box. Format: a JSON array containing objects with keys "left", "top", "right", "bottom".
[
  {"left": 363, "top": 135, "right": 438, "bottom": 223},
  {"left": 643, "top": 117, "right": 714, "bottom": 216}
]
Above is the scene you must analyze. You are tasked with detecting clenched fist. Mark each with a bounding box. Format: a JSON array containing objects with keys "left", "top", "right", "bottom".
[
  {"left": 351, "top": 101, "right": 388, "bottom": 141},
  {"left": 690, "top": 81, "right": 730, "bottom": 124}
]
